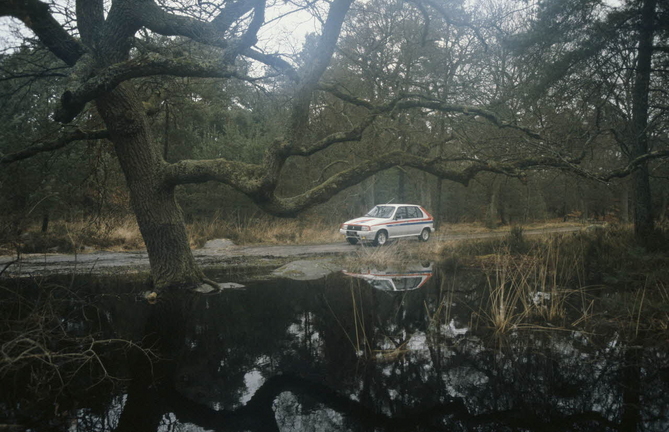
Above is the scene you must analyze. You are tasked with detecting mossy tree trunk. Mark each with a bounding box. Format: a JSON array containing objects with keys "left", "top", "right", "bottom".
[{"left": 96, "top": 84, "right": 204, "bottom": 289}]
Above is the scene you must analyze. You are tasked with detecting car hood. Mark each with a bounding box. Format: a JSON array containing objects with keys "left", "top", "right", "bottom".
[{"left": 343, "top": 217, "right": 390, "bottom": 226}]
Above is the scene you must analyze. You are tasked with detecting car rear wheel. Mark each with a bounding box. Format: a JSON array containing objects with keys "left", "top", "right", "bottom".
[
  {"left": 419, "top": 228, "right": 431, "bottom": 242},
  {"left": 346, "top": 237, "right": 358, "bottom": 245},
  {"left": 373, "top": 230, "right": 388, "bottom": 246}
]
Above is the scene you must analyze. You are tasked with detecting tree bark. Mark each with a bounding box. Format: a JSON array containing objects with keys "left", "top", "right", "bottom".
[
  {"left": 630, "top": 0, "right": 657, "bottom": 240},
  {"left": 435, "top": 178, "right": 443, "bottom": 228},
  {"left": 96, "top": 83, "right": 203, "bottom": 289},
  {"left": 620, "top": 181, "right": 630, "bottom": 223},
  {"left": 398, "top": 168, "right": 406, "bottom": 203}
]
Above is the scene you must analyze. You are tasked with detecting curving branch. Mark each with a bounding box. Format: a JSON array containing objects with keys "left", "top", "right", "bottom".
[
  {"left": 319, "top": 84, "right": 545, "bottom": 141},
  {"left": 137, "top": 0, "right": 253, "bottom": 43},
  {"left": 133, "top": 0, "right": 298, "bottom": 76},
  {"left": 54, "top": 55, "right": 244, "bottom": 123},
  {"left": 241, "top": 48, "right": 299, "bottom": 80},
  {"left": 135, "top": 0, "right": 274, "bottom": 68},
  {"left": 0, "top": 128, "right": 109, "bottom": 164},
  {"left": 287, "top": 0, "right": 355, "bottom": 139},
  {"left": 290, "top": 115, "right": 378, "bottom": 157},
  {"left": 163, "top": 159, "right": 265, "bottom": 194},
  {"left": 602, "top": 149, "right": 669, "bottom": 181},
  {"left": 225, "top": 0, "right": 266, "bottom": 60},
  {"left": 174, "top": 136, "right": 668, "bottom": 217},
  {"left": 0, "top": 0, "right": 86, "bottom": 66}
]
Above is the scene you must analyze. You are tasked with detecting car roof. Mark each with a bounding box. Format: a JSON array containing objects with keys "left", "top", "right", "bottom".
[{"left": 375, "top": 204, "right": 421, "bottom": 208}]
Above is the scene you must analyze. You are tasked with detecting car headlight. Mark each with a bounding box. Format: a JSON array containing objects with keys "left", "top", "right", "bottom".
[{"left": 361, "top": 226, "right": 370, "bottom": 231}]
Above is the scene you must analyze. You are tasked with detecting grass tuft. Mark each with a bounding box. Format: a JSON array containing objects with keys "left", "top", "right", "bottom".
[{"left": 442, "top": 225, "right": 669, "bottom": 337}]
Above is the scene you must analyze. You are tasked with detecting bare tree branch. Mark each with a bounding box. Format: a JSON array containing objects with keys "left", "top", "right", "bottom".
[
  {"left": 602, "top": 149, "right": 669, "bottom": 181},
  {"left": 54, "top": 55, "right": 247, "bottom": 123},
  {"left": 288, "top": 0, "right": 354, "bottom": 139},
  {"left": 0, "top": 129, "right": 109, "bottom": 164},
  {"left": 320, "top": 84, "right": 545, "bottom": 140},
  {"left": 0, "top": 0, "right": 86, "bottom": 66},
  {"left": 291, "top": 115, "right": 378, "bottom": 156},
  {"left": 136, "top": 0, "right": 257, "bottom": 58}
]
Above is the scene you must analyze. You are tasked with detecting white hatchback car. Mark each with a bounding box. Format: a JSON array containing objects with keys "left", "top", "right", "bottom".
[{"left": 339, "top": 204, "right": 435, "bottom": 246}]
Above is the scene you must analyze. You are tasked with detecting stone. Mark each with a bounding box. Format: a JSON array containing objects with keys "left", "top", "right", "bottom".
[{"left": 202, "top": 239, "right": 235, "bottom": 250}]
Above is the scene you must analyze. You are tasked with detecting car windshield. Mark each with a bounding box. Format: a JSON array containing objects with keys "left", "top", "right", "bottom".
[{"left": 364, "top": 206, "right": 395, "bottom": 219}]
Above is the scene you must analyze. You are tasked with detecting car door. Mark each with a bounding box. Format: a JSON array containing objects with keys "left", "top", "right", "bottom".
[
  {"left": 405, "top": 206, "right": 424, "bottom": 235},
  {"left": 392, "top": 206, "right": 411, "bottom": 237}
]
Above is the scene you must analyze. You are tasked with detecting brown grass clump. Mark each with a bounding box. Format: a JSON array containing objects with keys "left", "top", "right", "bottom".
[
  {"left": 441, "top": 225, "right": 669, "bottom": 337},
  {"left": 437, "top": 219, "right": 585, "bottom": 235}
]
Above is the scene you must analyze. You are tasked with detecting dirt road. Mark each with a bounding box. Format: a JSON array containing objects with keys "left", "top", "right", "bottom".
[{"left": 0, "top": 226, "right": 583, "bottom": 277}]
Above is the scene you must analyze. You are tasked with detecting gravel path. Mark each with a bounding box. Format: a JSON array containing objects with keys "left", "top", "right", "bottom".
[{"left": 0, "top": 226, "right": 584, "bottom": 277}]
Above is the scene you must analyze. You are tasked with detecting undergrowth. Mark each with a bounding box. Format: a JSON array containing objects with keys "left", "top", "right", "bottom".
[
  {"left": 0, "top": 278, "right": 155, "bottom": 423},
  {"left": 439, "top": 225, "right": 669, "bottom": 338},
  {"left": 0, "top": 213, "right": 343, "bottom": 254}
]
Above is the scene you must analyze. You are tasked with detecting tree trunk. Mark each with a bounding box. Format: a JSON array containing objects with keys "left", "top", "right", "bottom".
[
  {"left": 435, "top": 178, "right": 443, "bottom": 229},
  {"left": 620, "top": 181, "right": 630, "bottom": 223},
  {"left": 398, "top": 168, "right": 406, "bottom": 203},
  {"left": 486, "top": 176, "right": 501, "bottom": 228},
  {"left": 96, "top": 83, "right": 204, "bottom": 290},
  {"left": 41, "top": 212, "right": 49, "bottom": 233},
  {"left": 659, "top": 190, "right": 668, "bottom": 222},
  {"left": 630, "top": 0, "right": 657, "bottom": 240}
]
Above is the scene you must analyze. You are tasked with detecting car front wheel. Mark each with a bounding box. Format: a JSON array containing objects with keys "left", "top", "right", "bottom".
[
  {"left": 373, "top": 230, "right": 389, "bottom": 246},
  {"left": 346, "top": 237, "right": 359, "bottom": 245},
  {"left": 419, "top": 228, "right": 431, "bottom": 242}
]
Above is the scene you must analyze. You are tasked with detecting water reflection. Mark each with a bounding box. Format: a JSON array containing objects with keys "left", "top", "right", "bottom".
[
  {"left": 343, "top": 263, "right": 433, "bottom": 291},
  {"left": 1, "top": 265, "right": 667, "bottom": 431}
]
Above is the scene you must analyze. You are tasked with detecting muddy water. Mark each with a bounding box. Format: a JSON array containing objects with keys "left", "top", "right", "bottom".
[{"left": 1, "top": 264, "right": 667, "bottom": 432}]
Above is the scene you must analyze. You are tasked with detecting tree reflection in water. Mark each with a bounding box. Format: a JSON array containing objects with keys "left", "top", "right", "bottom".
[{"left": 1, "top": 268, "right": 667, "bottom": 431}]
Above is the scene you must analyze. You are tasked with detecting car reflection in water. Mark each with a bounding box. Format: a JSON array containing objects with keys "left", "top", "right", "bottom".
[{"left": 343, "top": 263, "right": 433, "bottom": 291}]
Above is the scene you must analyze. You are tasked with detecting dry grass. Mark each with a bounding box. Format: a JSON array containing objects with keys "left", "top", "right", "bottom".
[
  {"left": 443, "top": 225, "right": 669, "bottom": 337},
  {"left": 437, "top": 219, "right": 585, "bottom": 235},
  {"left": 1, "top": 217, "right": 145, "bottom": 255},
  {"left": 187, "top": 211, "right": 342, "bottom": 248},
  {"left": 474, "top": 244, "right": 580, "bottom": 335},
  {"left": 1, "top": 212, "right": 342, "bottom": 254},
  {"left": 338, "top": 239, "right": 439, "bottom": 273}
]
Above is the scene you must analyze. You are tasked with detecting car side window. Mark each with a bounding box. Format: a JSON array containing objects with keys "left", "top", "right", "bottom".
[
  {"left": 408, "top": 207, "right": 421, "bottom": 218},
  {"left": 396, "top": 207, "right": 408, "bottom": 219}
]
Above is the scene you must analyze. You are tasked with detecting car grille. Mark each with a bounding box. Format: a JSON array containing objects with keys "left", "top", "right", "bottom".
[{"left": 347, "top": 225, "right": 363, "bottom": 231}]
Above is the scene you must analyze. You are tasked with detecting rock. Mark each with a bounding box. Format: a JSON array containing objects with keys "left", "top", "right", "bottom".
[
  {"left": 145, "top": 291, "right": 158, "bottom": 303},
  {"left": 194, "top": 284, "right": 217, "bottom": 294},
  {"left": 219, "top": 282, "right": 245, "bottom": 289},
  {"left": 194, "top": 282, "right": 245, "bottom": 294},
  {"left": 271, "top": 258, "right": 339, "bottom": 281},
  {"left": 202, "top": 239, "right": 235, "bottom": 250}
]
